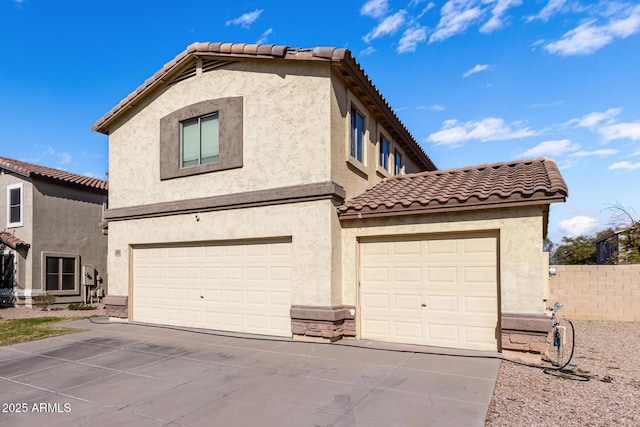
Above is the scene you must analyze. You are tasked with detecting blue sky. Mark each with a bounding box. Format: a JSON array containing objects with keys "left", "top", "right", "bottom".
[{"left": 1, "top": 0, "right": 639, "bottom": 243}]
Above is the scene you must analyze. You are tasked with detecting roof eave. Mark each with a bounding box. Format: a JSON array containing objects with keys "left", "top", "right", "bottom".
[{"left": 338, "top": 195, "right": 567, "bottom": 220}]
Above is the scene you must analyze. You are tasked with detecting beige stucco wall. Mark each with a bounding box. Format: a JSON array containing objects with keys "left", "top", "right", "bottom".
[
  {"left": 107, "top": 60, "right": 333, "bottom": 210},
  {"left": 340, "top": 205, "right": 548, "bottom": 315},
  {"left": 108, "top": 199, "right": 336, "bottom": 307},
  {"left": 328, "top": 71, "right": 424, "bottom": 201}
]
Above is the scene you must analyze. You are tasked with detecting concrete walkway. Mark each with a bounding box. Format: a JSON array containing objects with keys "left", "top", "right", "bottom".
[{"left": 0, "top": 318, "right": 501, "bottom": 426}]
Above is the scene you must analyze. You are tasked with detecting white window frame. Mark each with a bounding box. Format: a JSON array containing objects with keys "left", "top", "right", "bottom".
[
  {"left": 7, "top": 183, "right": 23, "bottom": 228},
  {"left": 41, "top": 252, "right": 80, "bottom": 295}
]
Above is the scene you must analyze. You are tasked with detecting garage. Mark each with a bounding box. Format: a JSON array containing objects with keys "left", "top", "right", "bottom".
[
  {"left": 132, "top": 238, "right": 292, "bottom": 337},
  {"left": 359, "top": 233, "right": 499, "bottom": 351}
]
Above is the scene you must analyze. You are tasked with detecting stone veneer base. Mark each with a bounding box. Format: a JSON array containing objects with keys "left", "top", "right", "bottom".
[
  {"left": 104, "top": 295, "right": 128, "bottom": 319},
  {"left": 290, "top": 305, "right": 356, "bottom": 342}
]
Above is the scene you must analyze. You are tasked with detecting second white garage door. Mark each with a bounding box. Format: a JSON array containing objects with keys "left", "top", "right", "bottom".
[
  {"left": 132, "top": 239, "right": 292, "bottom": 337},
  {"left": 360, "top": 233, "right": 499, "bottom": 351}
]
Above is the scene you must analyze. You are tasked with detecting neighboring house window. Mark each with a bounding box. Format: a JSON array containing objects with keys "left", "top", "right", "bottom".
[
  {"left": 181, "top": 113, "right": 220, "bottom": 168},
  {"left": 160, "top": 97, "right": 243, "bottom": 180},
  {"left": 1, "top": 252, "right": 14, "bottom": 291},
  {"left": 7, "top": 183, "right": 23, "bottom": 228},
  {"left": 350, "top": 107, "right": 365, "bottom": 163},
  {"left": 43, "top": 253, "right": 79, "bottom": 295},
  {"left": 394, "top": 150, "right": 403, "bottom": 175},
  {"left": 379, "top": 136, "right": 389, "bottom": 171}
]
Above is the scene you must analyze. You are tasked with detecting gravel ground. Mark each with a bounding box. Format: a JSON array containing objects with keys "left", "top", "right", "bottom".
[
  {"left": 486, "top": 320, "right": 640, "bottom": 426},
  {"left": 0, "top": 304, "right": 106, "bottom": 319},
  {"left": 2, "top": 307, "right": 638, "bottom": 425}
]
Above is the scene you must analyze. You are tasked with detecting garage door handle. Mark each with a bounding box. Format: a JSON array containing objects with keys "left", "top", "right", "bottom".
[{"left": 421, "top": 303, "right": 427, "bottom": 307}]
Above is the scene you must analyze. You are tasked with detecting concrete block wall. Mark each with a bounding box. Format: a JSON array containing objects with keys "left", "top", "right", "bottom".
[{"left": 548, "top": 265, "right": 640, "bottom": 321}]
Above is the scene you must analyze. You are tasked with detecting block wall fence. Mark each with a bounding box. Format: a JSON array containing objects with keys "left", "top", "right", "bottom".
[{"left": 548, "top": 265, "right": 640, "bottom": 322}]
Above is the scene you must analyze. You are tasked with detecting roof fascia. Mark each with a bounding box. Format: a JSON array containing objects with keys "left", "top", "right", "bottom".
[{"left": 338, "top": 196, "right": 566, "bottom": 220}]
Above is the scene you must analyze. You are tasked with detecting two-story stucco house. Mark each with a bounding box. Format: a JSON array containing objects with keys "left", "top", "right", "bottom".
[
  {"left": 94, "top": 42, "right": 568, "bottom": 356},
  {"left": 0, "top": 156, "right": 108, "bottom": 307}
]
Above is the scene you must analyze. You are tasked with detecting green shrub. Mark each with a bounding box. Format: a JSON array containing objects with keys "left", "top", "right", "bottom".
[
  {"left": 32, "top": 293, "right": 56, "bottom": 311},
  {"left": 68, "top": 302, "right": 97, "bottom": 311}
]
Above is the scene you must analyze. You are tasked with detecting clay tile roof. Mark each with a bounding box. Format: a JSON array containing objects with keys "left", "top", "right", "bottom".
[
  {"left": 91, "top": 41, "right": 435, "bottom": 170},
  {"left": 337, "top": 158, "right": 568, "bottom": 219},
  {"left": 0, "top": 231, "right": 30, "bottom": 250},
  {"left": 0, "top": 156, "right": 108, "bottom": 192}
]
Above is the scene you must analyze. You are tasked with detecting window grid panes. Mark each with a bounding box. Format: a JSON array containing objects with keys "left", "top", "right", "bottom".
[
  {"left": 350, "top": 107, "right": 364, "bottom": 162},
  {"left": 45, "top": 256, "right": 76, "bottom": 292},
  {"left": 8, "top": 186, "right": 22, "bottom": 226},
  {"left": 181, "top": 113, "right": 219, "bottom": 168}
]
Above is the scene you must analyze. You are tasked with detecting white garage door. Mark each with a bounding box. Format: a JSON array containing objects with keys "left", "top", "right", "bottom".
[
  {"left": 133, "top": 239, "right": 292, "bottom": 337},
  {"left": 360, "top": 233, "right": 498, "bottom": 351}
]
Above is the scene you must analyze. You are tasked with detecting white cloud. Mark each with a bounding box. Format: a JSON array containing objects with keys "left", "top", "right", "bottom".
[
  {"left": 426, "top": 104, "right": 445, "bottom": 111},
  {"left": 463, "top": 64, "right": 490, "bottom": 77},
  {"left": 225, "top": 9, "right": 263, "bottom": 29},
  {"left": 558, "top": 216, "right": 600, "bottom": 237},
  {"left": 631, "top": 149, "right": 640, "bottom": 157},
  {"left": 528, "top": 0, "right": 568, "bottom": 22},
  {"left": 598, "top": 121, "right": 640, "bottom": 141},
  {"left": 256, "top": 28, "right": 273, "bottom": 44},
  {"left": 430, "top": 1, "right": 484, "bottom": 43},
  {"left": 569, "top": 149, "right": 619, "bottom": 158},
  {"left": 361, "top": 0, "right": 389, "bottom": 18},
  {"left": 417, "top": 2, "right": 436, "bottom": 19},
  {"left": 609, "top": 161, "right": 640, "bottom": 171},
  {"left": 397, "top": 25, "right": 427, "bottom": 53},
  {"left": 363, "top": 10, "right": 407, "bottom": 42},
  {"left": 518, "top": 139, "right": 579, "bottom": 158},
  {"left": 545, "top": 5, "right": 640, "bottom": 55},
  {"left": 480, "top": 0, "right": 522, "bottom": 33},
  {"left": 427, "top": 117, "right": 538, "bottom": 147},
  {"left": 574, "top": 107, "right": 622, "bottom": 129},
  {"left": 359, "top": 46, "right": 376, "bottom": 57}
]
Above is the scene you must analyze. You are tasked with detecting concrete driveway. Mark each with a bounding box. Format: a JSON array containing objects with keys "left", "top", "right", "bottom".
[{"left": 0, "top": 318, "right": 500, "bottom": 426}]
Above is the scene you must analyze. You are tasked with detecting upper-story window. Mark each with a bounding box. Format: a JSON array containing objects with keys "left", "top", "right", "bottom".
[
  {"left": 160, "top": 97, "right": 243, "bottom": 180},
  {"left": 181, "top": 113, "right": 220, "bottom": 168},
  {"left": 350, "top": 106, "right": 365, "bottom": 163},
  {"left": 394, "top": 149, "right": 403, "bottom": 175},
  {"left": 7, "top": 183, "right": 23, "bottom": 228},
  {"left": 379, "top": 135, "right": 390, "bottom": 171}
]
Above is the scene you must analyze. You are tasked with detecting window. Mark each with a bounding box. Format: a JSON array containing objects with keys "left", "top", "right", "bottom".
[
  {"left": 350, "top": 107, "right": 365, "bottom": 163},
  {"left": 7, "top": 183, "right": 23, "bottom": 228},
  {"left": 181, "top": 113, "right": 219, "bottom": 168},
  {"left": 394, "top": 150, "right": 403, "bottom": 175},
  {"left": 160, "top": 97, "right": 243, "bottom": 180},
  {"left": 379, "top": 136, "right": 390, "bottom": 170},
  {"left": 1, "top": 252, "right": 14, "bottom": 291},
  {"left": 43, "top": 254, "right": 78, "bottom": 294}
]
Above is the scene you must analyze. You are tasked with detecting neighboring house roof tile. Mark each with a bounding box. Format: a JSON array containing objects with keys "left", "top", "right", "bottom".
[
  {"left": 0, "top": 156, "right": 108, "bottom": 192},
  {"left": 92, "top": 41, "right": 436, "bottom": 170},
  {"left": 337, "top": 158, "right": 568, "bottom": 219},
  {"left": 0, "top": 231, "right": 30, "bottom": 250}
]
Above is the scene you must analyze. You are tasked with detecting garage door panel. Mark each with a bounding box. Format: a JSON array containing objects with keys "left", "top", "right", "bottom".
[
  {"left": 133, "top": 240, "right": 292, "bottom": 337},
  {"left": 393, "top": 267, "right": 422, "bottom": 283},
  {"left": 394, "top": 294, "right": 422, "bottom": 310},
  {"left": 360, "top": 234, "right": 498, "bottom": 351}
]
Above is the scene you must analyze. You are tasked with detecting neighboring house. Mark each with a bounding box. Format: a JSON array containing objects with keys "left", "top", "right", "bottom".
[
  {"left": 0, "top": 156, "right": 108, "bottom": 307},
  {"left": 93, "top": 42, "right": 568, "bottom": 355},
  {"left": 596, "top": 226, "right": 639, "bottom": 264}
]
